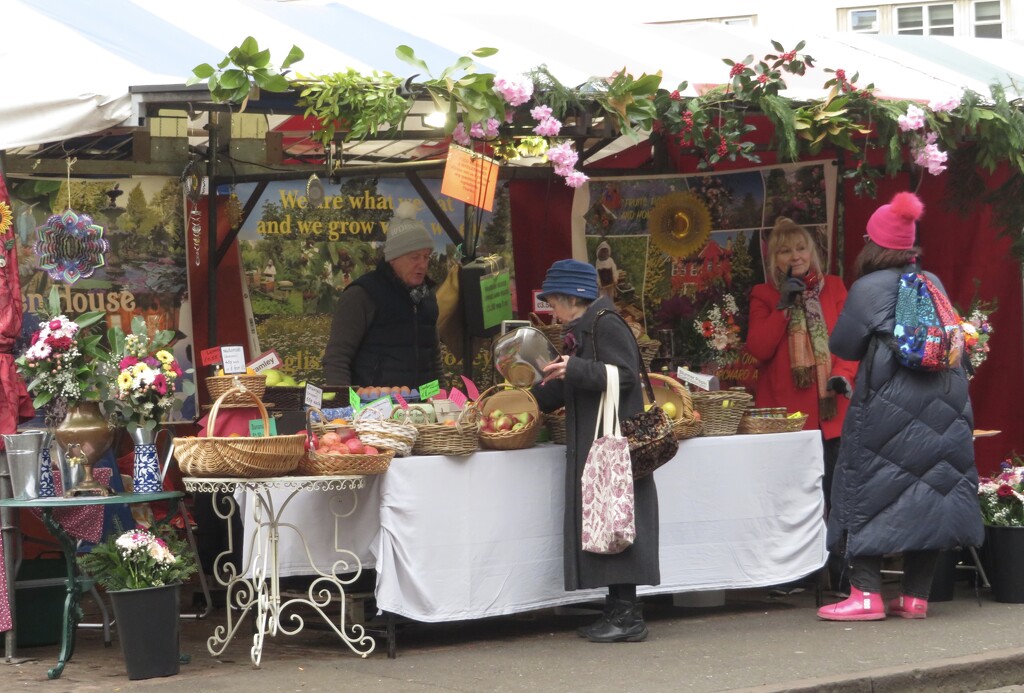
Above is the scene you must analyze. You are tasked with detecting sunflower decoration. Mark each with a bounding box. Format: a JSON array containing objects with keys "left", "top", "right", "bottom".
[
  {"left": 0, "top": 201, "right": 12, "bottom": 236},
  {"left": 648, "top": 191, "right": 712, "bottom": 258}
]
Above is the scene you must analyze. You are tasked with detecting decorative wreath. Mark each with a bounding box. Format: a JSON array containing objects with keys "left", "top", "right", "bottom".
[
  {"left": 648, "top": 191, "right": 712, "bottom": 258},
  {"left": 0, "top": 201, "right": 12, "bottom": 236},
  {"left": 34, "top": 209, "right": 109, "bottom": 284}
]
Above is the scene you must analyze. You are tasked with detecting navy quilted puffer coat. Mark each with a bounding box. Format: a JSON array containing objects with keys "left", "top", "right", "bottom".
[{"left": 827, "top": 267, "right": 984, "bottom": 558}]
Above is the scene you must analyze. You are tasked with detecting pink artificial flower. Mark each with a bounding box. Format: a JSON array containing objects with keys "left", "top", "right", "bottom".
[
  {"left": 120, "top": 356, "right": 139, "bottom": 370},
  {"left": 469, "top": 122, "right": 485, "bottom": 139},
  {"left": 30, "top": 331, "right": 40, "bottom": 345},
  {"left": 530, "top": 104, "right": 553, "bottom": 121},
  {"left": 533, "top": 117, "right": 562, "bottom": 137},
  {"left": 504, "top": 108, "right": 515, "bottom": 124},
  {"left": 928, "top": 95, "right": 960, "bottom": 113},
  {"left": 898, "top": 104, "right": 926, "bottom": 132},
  {"left": 485, "top": 118, "right": 500, "bottom": 138},
  {"left": 493, "top": 74, "right": 534, "bottom": 107},
  {"left": 563, "top": 170, "right": 589, "bottom": 188},
  {"left": 452, "top": 122, "right": 471, "bottom": 147},
  {"left": 546, "top": 141, "right": 578, "bottom": 168},
  {"left": 152, "top": 373, "right": 168, "bottom": 395},
  {"left": 48, "top": 319, "right": 62, "bottom": 331}
]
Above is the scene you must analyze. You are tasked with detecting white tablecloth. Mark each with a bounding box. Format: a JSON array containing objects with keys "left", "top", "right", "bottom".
[{"left": 245, "top": 431, "right": 827, "bottom": 623}]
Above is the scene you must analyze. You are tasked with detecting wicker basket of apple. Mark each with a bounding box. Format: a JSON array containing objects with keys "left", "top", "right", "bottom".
[
  {"left": 409, "top": 404, "right": 481, "bottom": 456},
  {"left": 299, "top": 406, "right": 393, "bottom": 475},
  {"left": 477, "top": 384, "right": 540, "bottom": 450}
]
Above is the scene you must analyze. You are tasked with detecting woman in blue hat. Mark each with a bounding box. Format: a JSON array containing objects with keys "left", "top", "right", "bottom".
[{"left": 532, "top": 259, "right": 659, "bottom": 643}]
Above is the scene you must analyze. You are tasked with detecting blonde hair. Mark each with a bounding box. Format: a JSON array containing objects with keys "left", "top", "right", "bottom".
[{"left": 765, "top": 217, "right": 823, "bottom": 290}]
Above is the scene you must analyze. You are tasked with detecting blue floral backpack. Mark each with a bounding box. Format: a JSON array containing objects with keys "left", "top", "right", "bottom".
[{"left": 892, "top": 263, "right": 964, "bottom": 371}]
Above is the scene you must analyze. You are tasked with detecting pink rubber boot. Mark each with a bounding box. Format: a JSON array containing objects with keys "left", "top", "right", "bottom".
[
  {"left": 888, "top": 595, "right": 928, "bottom": 619},
  {"left": 817, "top": 586, "right": 886, "bottom": 621}
]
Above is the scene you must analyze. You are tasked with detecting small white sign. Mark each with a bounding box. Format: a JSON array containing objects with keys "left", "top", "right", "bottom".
[
  {"left": 364, "top": 396, "right": 394, "bottom": 418},
  {"left": 532, "top": 290, "right": 553, "bottom": 315},
  {"left": 220, "top": 345, "right": 247, "bottom": 374},
  {"left": 676, "top": 367, "right": 719, "bottom": 392},
  {"left": 247, "top": 349, "right": 283, "bottom": 374},
  {"left": 304, "top": 383, "right": 323, "bottom": 409}
]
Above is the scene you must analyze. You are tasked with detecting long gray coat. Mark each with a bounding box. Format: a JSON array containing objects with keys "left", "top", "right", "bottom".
[
  {"left": 827, "top": 267, "right": 984, "bottom": 558},
  {"left": 533, "top": 297, "right": 661, "bottom": 590}
]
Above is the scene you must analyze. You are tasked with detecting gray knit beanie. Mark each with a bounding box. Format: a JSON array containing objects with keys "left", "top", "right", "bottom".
[{"left": 384, "top": 201, "right": 434, "bottom": 261}]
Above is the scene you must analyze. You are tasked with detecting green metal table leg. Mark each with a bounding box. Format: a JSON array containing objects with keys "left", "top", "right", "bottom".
[{"left": 39, "top": 510, "right": 86, "bottom": 680}]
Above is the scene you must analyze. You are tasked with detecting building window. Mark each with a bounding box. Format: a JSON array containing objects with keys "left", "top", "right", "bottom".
[
  {"left": 850, "top": 8, "right": 879, "bottom": 33},
  {"left": 973, "top": 0, "right": 1002, "bottom": 37},
  {"left": 897, "top": 3, "right": 955, "bottom": 35}
]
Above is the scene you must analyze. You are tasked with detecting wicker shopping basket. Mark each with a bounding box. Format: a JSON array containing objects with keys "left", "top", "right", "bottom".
[
  {"left": 299, "top": 406, "right": 394, "bottom": 475},
  {"left": 478, "top": 383, "right": 541, "bottom": 450},
  {"left": 174, "top": 388, "right": 305, "bottom": 478},
  {"left": 644, "top": 373, "right": 703, "bottom": 440},
  {"left": 529, "top": 313, "right": 565, "bottom": 354},
  {"left": 205, "top": 374, "right": 267, "bottom": 407},
  {"left": 353, "top": 406, "right": 417, "bottom": 457},
  {"left": 690, "top": 390, "right": 753, "bottom": 436},
  {"left": 410, "top": 405, "right": 481, "bottom": 456},
  {"left": 544, "top": 410, "right": 567, "bottom": 445}
]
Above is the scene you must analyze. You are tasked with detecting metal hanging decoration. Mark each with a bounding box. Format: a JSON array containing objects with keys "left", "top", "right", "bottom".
[
  {"left": 183, "top": 160, "right": 203, "bottom": 266},
  {"left": 648, "top": 191, "right": 713, "bottom": 259},
  {"left": 33, "top": 159, "right": 109, "bottom": 282},
  {"left": 306, "top": 173, "right": 324, "bottom": 206}
]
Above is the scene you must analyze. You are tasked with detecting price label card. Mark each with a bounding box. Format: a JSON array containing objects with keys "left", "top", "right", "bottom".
[
  {"left": 676, "top": 367, "right": 719, "bottom": 392},
  {"left": 394, "top": 391, "right": 409, "bottom": 410},
  {"left": 220, "top": 345, "right": 247, "bottom": 374},
  {"left": 460, "top": 376, "right": 480, "bottom": 401},
  {"left": 419, "top": 379, "right": 440, "bottom": 401},
  {"left": 349, "top": 387, "right": 361, "bottom": 412},
  {"left": 364, "top": 396, "right": 394, "bottom": 418},
  {"left": 200, "top": 347, "right": 223, "bottom": 366},
  {"left": 247, "top": 349, "right": 283, "bottom": 374},
  {"left": 304, "top": 383, "right": 323, "bottom": 409},
  {"left": 448, "top": 388, "right": 467, "bottom": 409},
  {"left": 248, "top": 417, "right": 278, "bottom": 437}
]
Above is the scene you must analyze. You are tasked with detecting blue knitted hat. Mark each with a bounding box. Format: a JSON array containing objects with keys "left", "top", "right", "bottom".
[{"left": 539, "top": 259, "right": 599, "bottom": 301}]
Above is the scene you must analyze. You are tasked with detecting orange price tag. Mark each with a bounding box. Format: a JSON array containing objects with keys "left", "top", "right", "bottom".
[{"left": 441, "top": 145, "right": 498, "bottom": 211}]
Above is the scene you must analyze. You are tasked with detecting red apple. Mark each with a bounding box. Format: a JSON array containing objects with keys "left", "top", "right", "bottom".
[
  {"left": 363, "top": 445, "right": 379, "bottom": 455},
  {"left": 336, "top": 427, "right": 355, "bottom": 443},
  {"left": 345, "top": 438, "right": 365, "bottom": 454},
  {"left": 489, "top": 408, "right": 504, "bottom": 420},
  {"left": 494, "top": 415, "right": 513, "bottom": 432}
]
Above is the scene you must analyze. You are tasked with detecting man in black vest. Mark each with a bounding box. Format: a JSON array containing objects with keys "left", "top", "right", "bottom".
[{"left": 322, "top": 202, "right": 442, "bottom": 387}]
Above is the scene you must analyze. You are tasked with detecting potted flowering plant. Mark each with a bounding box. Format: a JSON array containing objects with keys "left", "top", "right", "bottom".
[
  {"left": 978, "top": 455, "right": 1024, "bottom": 603},
  {"left": 77, "top": 526, "right": 197, "bottom": 679},
  {"left": 104, "top": 316, "right": 194, "bottom": 494}
]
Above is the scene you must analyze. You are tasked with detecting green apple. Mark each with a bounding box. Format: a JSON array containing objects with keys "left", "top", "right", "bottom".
[
  {"left": 264, "top": 370, "right": 283, "bottom": 387},
  {"left": 323, "top": 392, "right": 337, "bottom": 401},
  {"left": 280, "top": 374, "right": 298, "bottom": 387}
]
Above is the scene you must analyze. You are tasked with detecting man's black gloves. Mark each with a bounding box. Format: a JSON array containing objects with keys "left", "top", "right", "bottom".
[{"left": 826, "top": 376, "right": 852, "bottom": 398}]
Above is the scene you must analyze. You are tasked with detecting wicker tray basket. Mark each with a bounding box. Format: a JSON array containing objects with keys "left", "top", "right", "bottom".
[
  {"left": 529, "top": 313, "right": 565, "bottom": 354},
  {"left": 175, "top": 388, "right": 306, "bottom": 478},
  {"left": 478, "top": 383, "right": 541, "bottom": 450},
  {"left": 544, "top": 410, "right": 567, "bottom": 445},
  {"left": 644, "top": 373, "right": 703, "bottom": 440},
  {"left": 205, "top": 374, "right": 267, "bottom": 408},
  {"left": 691, "top": 390, "right": 753, "bottom": 437},
  {"left": 353, "top": 406, "right": 417, "bottom": 457},
  {"left": 410, "top": 405, "right": 480, "bottom": 456},
  {"left": 738, "top": 412, "right": 809, "bottom": 435},
  {"left": 301, "top": 406, "right": 393, "bottom": 475}
]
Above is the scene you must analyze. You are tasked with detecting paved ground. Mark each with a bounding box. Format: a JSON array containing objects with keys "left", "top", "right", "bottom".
[{"left": 4, "top": 581, "right": 1024, "bottom": 692}]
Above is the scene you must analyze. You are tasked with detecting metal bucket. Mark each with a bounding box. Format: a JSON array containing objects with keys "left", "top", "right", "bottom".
[{"left": 1, "top": 430, "right": 48, "bottom": 500}]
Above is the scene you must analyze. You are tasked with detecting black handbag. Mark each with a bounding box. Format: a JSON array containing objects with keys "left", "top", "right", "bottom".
[{"left": 595, "top": 311, "right": 679, "bottom": 479}]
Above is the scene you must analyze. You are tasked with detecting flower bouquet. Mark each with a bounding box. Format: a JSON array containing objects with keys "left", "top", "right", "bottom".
[
  {"left": 961, "top": 298, "right": 995, "bottom": 376},
  {"left": 77, "top": 525, "right": 197, "bottom": 591},
  {"left": 15, "top": 287, "right": 107, "bottom": 414},
  {"left": 693, "top": 293, "right": 742, "bottom": 365},
  {"left": 978, "top": 455, "right": 1024, "bottom": 528},
  {"left": 105, "top": 316, "right": 193, "bottom": 432}
]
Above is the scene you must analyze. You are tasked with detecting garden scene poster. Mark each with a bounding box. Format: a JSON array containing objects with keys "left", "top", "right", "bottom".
[
  {"left": 573, "top": 163, "right": 836, "bottom": 390},
  {"left": 234, "top": 177, "right": 506, "bottom": 386}
]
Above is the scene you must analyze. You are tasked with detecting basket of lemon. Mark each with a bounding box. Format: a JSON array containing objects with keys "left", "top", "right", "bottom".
[
  {"left": 644, "top": 373, "right": 702, "bottom": 440},
  {"left": 690, "top": 390, "right": 752, "bottom": 436},
  {"left": 738, "top": 408, "right": 809, "bottom": 435}
]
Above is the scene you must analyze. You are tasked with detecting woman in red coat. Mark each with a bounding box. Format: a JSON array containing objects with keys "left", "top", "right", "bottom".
[{"left": 747, "top": 217, "right": 857, "bottom": 520}]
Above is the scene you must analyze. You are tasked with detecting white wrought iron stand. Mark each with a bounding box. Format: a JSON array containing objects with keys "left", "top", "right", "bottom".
[{"left": 182, "top": 475, "right": 373, "bottom": 665}]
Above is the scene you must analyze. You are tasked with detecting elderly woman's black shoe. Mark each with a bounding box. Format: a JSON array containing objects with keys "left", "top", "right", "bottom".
[
  {"left": 576, "top": 596, "right": 614, "bottom": 638},
  {"left": 585, "top": 599, "right": 648, "bottom": 643}
]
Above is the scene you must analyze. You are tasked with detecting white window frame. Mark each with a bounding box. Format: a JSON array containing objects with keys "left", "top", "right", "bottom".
[
  {"left": 848, "top": 7, "right": 881, "bottom": 33},
  {"left": 971, "top": 0, "right": 1002, "bottom": 37},
  {"left": 894, "top": 2, "right": 956, "bottom": 35}
]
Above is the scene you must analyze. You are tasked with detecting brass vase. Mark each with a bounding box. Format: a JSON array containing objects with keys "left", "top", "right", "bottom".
[{"left": 54, "top": 401, "right": 115, "bottom": 497}]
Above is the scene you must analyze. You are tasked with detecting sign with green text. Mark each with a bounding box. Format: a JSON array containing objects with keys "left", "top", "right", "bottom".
[{"left": 479, "top": 271, "right": 512, "bottom": 330}]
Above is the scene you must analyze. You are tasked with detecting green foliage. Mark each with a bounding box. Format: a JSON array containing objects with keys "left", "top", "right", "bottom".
[
  {"left": 187, "top": 36, "right": 303, "bottom": 109},
  {"left": 294, "top": 69, "right": 409, "bottom": 145}
]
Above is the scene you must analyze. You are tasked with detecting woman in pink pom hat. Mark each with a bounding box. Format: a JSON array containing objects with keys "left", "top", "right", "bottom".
[{"left": 818, "top": 191, "right": 982, "bottom": 622}]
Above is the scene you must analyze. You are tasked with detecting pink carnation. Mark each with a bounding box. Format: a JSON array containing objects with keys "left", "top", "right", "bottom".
[
  {"left": 530, "top": 104, "right": 553, "bottom": 121},
  {"left": 48, "top": 319, "right": 62, "bottom": 330},
  {"left": 452, "top": 122, "right": 471, "bottom": 147},
  {"left": 119, "top": 356, "right": 139, "bottom": 370},
  {"left": 152, "top": 373, "right": 168, "bottom": 395},
  {"left": 563, "top": 170, "right": 589, "bottom": 188},
  {"left": 533, "top": 118, "right": 562, "bottom": 137},
  {"left": 897, "top": 104, "right": 926, "bottom": 132},
  {"left": 546, "top": 142, "right": 578, "bottom": 168},
  {"left": 493, "top": 75, "right": 534, "bottom": 107}
]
